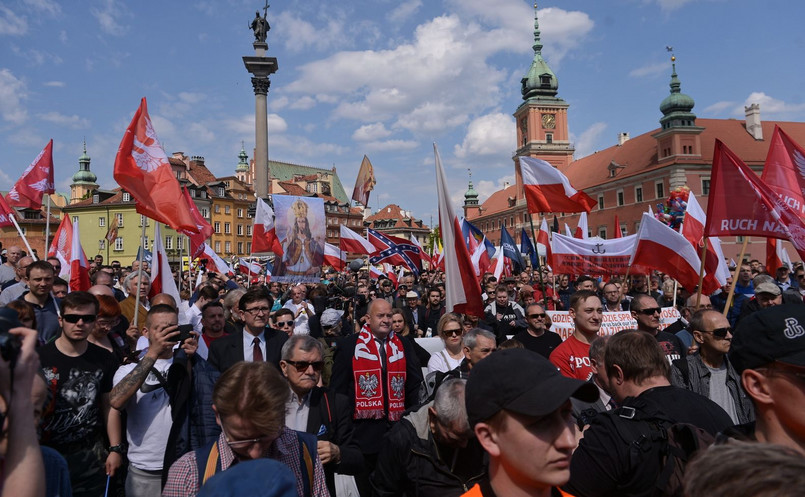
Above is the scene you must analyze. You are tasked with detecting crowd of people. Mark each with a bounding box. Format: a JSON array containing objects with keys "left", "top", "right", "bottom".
[{"left": 0, "top": 242, "right": 804, "bottom": 497}]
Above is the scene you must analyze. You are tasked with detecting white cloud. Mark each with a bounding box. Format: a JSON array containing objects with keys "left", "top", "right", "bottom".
[
  {"left": 0, "top": 69, "right": 28, "bottom": 124},
  {"left": 629, "top": 62, "right": 668, "bottom": 78},
  {"left": 0, "top": 6, "right": 27, "bottom": 35},
  {"left": 289, "top": 96, "right": 316, "bottom": 110},
  {"left": 573, "top": 122, "right": 608, "bottom": 159},
  {"left": 23, "top": 0, "right": 61, "bottom": 16},
  {"left": 274, "top": 10, "right": 346, "bottom": 53},
  {"left": 11, "top": 46, "right": 63, "bottom": 66},
  {"left": 454, "top": 113, "right": 515, "bottom": 158},
  {"left": 159, "top": 91, "right": 209, "bottom": 116},
  {"left": 268, "top": 113, "right": 288, "bottom": 133},
  {"left": 58, "top": 30, "right": 67, "bottom": 43},
  {"left": 43, "top": 80, "right": 65, "bottom": 87},
  {"left": 654, "top": 0, "right": 696, "bottom": 12},
  {"left": 363, "top": 139, "right": 418, "bottom": 152},
  {"left": 703, "top": 101, "right": 735, "bottom": 115},
  {"left": 270, "top": 96, "right": 289, "bottom": 111},
  {"left": 352, "top": 122, "right": 392, "bottom": 141},
  {"left": 474, "top": 174, "right": 516, "bottom": 203},
  {"left": 388, "top": 0, "right": 422, "bottom": 23},
  {"left": 188, "top": 123, "right": 215, "bottom": 144},
  {"left": 38, "top": 112, "right": 90, "bottom": 129},
  {"left": 220, "top": 113, "right": 287, "bottom": 137},
  {"left": 742, "top": 92, "right": 805, "bottom": 117},
  {"left": 91, "top": 0, "right": 129, "bottom": 36}
]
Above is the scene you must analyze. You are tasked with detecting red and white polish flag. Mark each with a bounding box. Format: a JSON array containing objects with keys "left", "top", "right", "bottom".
[
  {"left": 631, "top": 213, "right": 702, "bottom": 292},
  {"left": 339, "top": 224, "right": 375, "bottom": 255},
  {"left": 323, "top": 242, "right": 346, "bottom": 271},
  {"left": 519, "top": 156, "right": 595, "bottom": 214},
  {"left": 252, "top": 197, "right": 284, "bottom": 256}
]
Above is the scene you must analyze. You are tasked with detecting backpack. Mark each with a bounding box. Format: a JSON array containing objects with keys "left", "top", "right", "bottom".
[
  {"left": 195, "top": 431, "right": 318, "bottom": 496},
  {"left": 612, "top": 397, "right": 715, "bottom": 497}
]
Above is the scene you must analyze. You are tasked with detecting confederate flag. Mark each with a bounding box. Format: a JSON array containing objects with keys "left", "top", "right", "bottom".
[{"left": 367, "top": 228, "right": 422, "bottom": 276}]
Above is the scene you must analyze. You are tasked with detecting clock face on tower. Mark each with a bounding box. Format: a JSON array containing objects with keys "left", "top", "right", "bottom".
[{"left": 542, "top": 113, "right": 556, "bottom": 129}]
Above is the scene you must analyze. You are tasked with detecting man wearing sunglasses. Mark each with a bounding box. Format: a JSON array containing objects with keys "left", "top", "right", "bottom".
[
  {"left": 630, "top": 294, "right": 683, "bottom": 362},
  {"left": 38, "top": 291, "right": 123, "bottom": 497},
  {"left": 513, "top": 303, "right": 562, "bottom": 359},
  {"left": 273, "top": 308, "right": 296, "bottom": 337},
  {"left": 726, "top": 304, "right": 805, "bottom": 455},
  {"left": 670, "top": 309, "right": 754, "bottom": 425},
  {"left": 280, "top": 335, "right": 363, "bottom": 497}
]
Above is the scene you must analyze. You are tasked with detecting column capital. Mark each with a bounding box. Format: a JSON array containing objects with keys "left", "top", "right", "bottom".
[{"left": 251, "top": 77, "right": 271, "bottom": 95}]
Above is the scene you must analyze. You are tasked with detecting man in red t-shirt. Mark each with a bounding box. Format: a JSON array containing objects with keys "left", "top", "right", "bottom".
[{"left": 549, "top": 290, "right": 602, "bottom": 381}]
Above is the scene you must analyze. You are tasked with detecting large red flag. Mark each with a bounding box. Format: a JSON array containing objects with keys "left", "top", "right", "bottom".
[
  {"left": 69, "top": 218, "right": 91, "bottom": 291},
  {"left": 339, "top": 224, "right": 375, "bottom": 254},
  {"left": 681, "top": 192, "right": 728, "bottom": 294},
  {"left": 7, "top": 139, "right": 55, "bottom": 210},
  {"left": 179, "top": 187, "right": 213, "bottom": 259},
  {"left": 613, "top": 215, "right": 622, "bottom": 238},
  {"left": 631, "top": 213, "right": 702, "bottom": 292},
  {"left": 574, "top": 212, "right": 588, "bottom": 239},
  {"left": 705, "top": 140, "right": 805, "bottom": 261},
  {"left": 252, "top": 197, "right": 284, "bottom": 255},
  {"left": 519, "top": 156, "right": 595, "bottom": 213},
  {"left": 114, "top": 98, "right": 198, "bottom": 233},
  {"left": 0, "top": 194, "right": 17, "bottom": 229},
  {"left": 435, "top": 144, "right": 483, "bottom": 317},
  {"left": 761, "top": 125, "right": 805, "bottom": 217}
]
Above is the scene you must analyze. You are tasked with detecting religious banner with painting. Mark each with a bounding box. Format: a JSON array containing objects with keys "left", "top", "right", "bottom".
[{"left": 272, "top": 196, "right": 325, "bottom": 283}]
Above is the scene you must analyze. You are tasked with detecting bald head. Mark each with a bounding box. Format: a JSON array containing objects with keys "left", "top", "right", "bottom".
[
  {"left": 151, "top": 293, "right": 177, "bottom": 310},
  {"left": 89, "top": 284, "right": 115, "bottom": 298}
]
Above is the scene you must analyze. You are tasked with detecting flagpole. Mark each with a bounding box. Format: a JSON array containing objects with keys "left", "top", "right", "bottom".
[
  {"left": 9, "top": 214, "right": 36, "bottom": 260},
  {"left": 177, "top": 234, "right": 184, "bottom": 298},
  {"left": 722, "top": 237, "right": 749, "bottom": 319},
  {"left": 45, "top": 194, "right": 51, "bottom": 258},
  {"left": 693, "top": 238, "right": 708, "bottom": 309},
  {"left": 133, "top": 218, "right": 148, "bottom": 328},
  {"left": 529, "top": 214, "right": 549, "bottom": 309}
]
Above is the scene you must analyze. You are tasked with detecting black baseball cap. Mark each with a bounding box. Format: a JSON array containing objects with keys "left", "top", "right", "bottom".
[
  {"left": 465, "top": 348, "right": 598, "bottom": 426},
  {"left": 730, "top": 304, "right": 805, "bottom": 372}
]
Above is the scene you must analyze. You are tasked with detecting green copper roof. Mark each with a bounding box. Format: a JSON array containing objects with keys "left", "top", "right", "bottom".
[
  {"left": 268, "top": 159, "right": 349, "bottom": 204},
  {"left": 659, "top": 60, "right": 696, "bottom": 128},
  {"left": 72, "top": 141, "right": 97, "bottom": 184},
  {"left": 237, "top": 143, "right": 249, "bottom": 172},
  {"left": 464, "top": 180, "right": 479, "bottom": 206},
  {"left": 521, "top": 5, "right": 559, "bottom": 101}
]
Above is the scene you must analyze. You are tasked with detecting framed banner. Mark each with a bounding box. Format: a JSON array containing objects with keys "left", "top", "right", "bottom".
[{"left": 272, "top": 196, "right": 325, "bottom": 283}]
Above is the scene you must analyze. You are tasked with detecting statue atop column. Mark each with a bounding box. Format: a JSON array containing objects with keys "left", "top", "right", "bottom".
[{"left": 249, "top": 2, "right": 270, "bottom": 43}]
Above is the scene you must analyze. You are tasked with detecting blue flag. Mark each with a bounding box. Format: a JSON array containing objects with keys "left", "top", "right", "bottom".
[
  {"left": 520, "top": 228, "right": 538, "bottom": 267},
  {"left": 500, "top": 226, "right": 525, "bottom": 272},
  {"left": 136, "top": 246, "right": 153, "bottom": 264},
  {"left": 461, "top": 218, "right": 495, "bottom": 258}
]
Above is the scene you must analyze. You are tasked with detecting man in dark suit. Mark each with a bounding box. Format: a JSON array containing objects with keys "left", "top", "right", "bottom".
[
  {"left": 401, "top": 290, "right": 425, "bottom": 336},
  {"left": 280, "top": 335, "right": 363, "bottom": 496},
  {"left": 208, "top": 287, "right": 287, "bottom": 372},
  {"left": 331, "top": 298, "right": 424, "bottom": 497}
]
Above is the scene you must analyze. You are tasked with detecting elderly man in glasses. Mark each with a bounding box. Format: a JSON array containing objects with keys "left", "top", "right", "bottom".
[
  {"left": 280, "top": 335, "right": 363, "bottom": 497},
  {"left": 670, "top": 309, "right": 754, "bottom": 425},
  {"left": 629, "top": 293, "right": 684, "bottom": 364},
  {"left": 163, "top": 361, "right": 329, "bottom": 497}
]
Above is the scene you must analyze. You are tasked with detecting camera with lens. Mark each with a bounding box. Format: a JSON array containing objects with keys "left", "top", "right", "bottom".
[{"left": 0, "top": 307, "right": 23, "bottom": 365}]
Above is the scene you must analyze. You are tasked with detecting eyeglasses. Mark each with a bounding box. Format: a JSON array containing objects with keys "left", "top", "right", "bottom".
[
  {"left": 224, "top": 433, "right": 276, "bottom": 450},
  {"left": 442, "top": 328, "right": 462, "bottom": 337},
  {"left": 244, "top": 306, "right": 270, "bottom": 315},
  {"left": 284, "top": 360, "right": 324, "bottom": 372},
  {"left": 704, "top": 326, "right": 732, "bottom": 338},
  {"left": 528, "top": 313, "right": 547, "bottom": 319},
  {"left": 275, "top": 320, "right": 294, "bottom": 327},
  {"left": 63, "top": 314, "right": 97, "bottom": 323},
  {"left": 636, "top": 307, "right": 661, "bottom": 316},
  {"left": 96, "top": 317, "right": 120, "bottom": 328}
]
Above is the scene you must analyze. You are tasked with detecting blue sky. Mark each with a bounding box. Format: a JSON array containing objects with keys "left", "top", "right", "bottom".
[{"left": 2, "top": 0, "right": 805, "bottom": 228}]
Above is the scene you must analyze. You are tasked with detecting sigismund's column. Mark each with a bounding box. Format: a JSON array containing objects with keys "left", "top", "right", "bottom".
[{"left": 243, "top": 6, "right": 278, "bottom": 198}]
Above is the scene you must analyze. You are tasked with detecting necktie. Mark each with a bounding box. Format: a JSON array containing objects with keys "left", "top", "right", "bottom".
[
  {"left": 252, "top": 337, "right": 263, "bottom": 362},
  {"left": 376, "top": 338, "right": 387, "bottom": 371}
]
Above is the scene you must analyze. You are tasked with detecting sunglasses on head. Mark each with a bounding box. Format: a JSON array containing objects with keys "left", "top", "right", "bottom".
[
  {"left": 63, "top": 314, "right": 97, "bottom": 324},
  {"left": 285, "top": 360, "right": 324, "bottom": 372},
  {"left": 636, "top": 307, "right": 661, "bottom": 316}
]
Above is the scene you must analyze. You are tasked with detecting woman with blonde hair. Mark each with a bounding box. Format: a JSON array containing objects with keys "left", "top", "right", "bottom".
[{"left": 426, "top": 312, "right": 465, "bottom": 374}]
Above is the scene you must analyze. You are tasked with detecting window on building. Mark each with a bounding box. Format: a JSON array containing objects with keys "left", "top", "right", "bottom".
[
  {"left": 115, "top": 237, "right": 124, "bottom": 251},
  {"left": 598, "top": 195, "right": 604, "bottom": 210},
  {"left": 99, "top": 240, "right": 105, "bottom": 250},
  {"left": 620, "top": 225, "right": 627, "bottom": 237},
  {"left": 116, "top": 213, "right": 123, "bottom": 226},
  {"left": 546, "top": 133, "right": 553, "bottom": 144},
  {"left": 123, "top": 192, "right": 130, "bottom": 202},
  {"left": 247, "top": 225, "right": 252, "bottom": 236},
  {"left": 237, "top": 242, "right": 243, "bottom": 253},
  {"left": 598, "top": 227, "right": 607, "bottom": 239},
  {"left": 247, "top": 242, "right": 252, "bottom": 253},
  {"left": 225, "top": 205, "right": 231, "bottom": 214},
  {"left": 214, "top": 222, "right": 220, "bottom": 234},
  {"left": 190, "top": 189, "right": 196, "bottom": 198},
  {"left": 165, "top": 236, "right": 173, "bottom": 250},
  {"left": 214, "top": 241, "right": 221, "bottom": 252},
  {"left": 635, "top": 186, "right": 643, "bottom": 203},
  {"left": 237, "top": 224, "right": 243, "bottom": 236},
  {"left": 737, "top": 236, "right": 745, "bottom": 243},
  {"left": 237, "top": 208, "right": 243, "bottom": 218},
  {"left": 214, "top": 205, "right": 220, "bottom": 213},
  {"left": 225, "top": 241, "right": 231, "bottom": 253},
  {"left": 72, "top": 216, "right": 78, "bottom": 224},
  {"left": 225, "top": 223, "right": 231, "bottom": 234},
  {"left": 177, "top": 237, "right": 184, "bottom": 249},
  {"left": 20, "top": 227, "right": 26, "bottom": 235},
  {"left": 140, "top": 215, "right": 148, "bottom": 226},
  {"left": 617, "top": 190, "right": 624, "bottom": 206},
  {"left": 142, "top": 237, "right": 149, "bottom": 250},
  {"left": 702, "top": 178, "right": 711, "bottom": 195},
  {"left": 93, "top": 193, "right": 99, "bottom": 204},
  {"left": 201, "top": 207, "right": 209, "bottom": 218},
  {"left": 217, "top": 186, "right": 225, "bottom": 197},
  {"left": 656, "top": 181, "right": 665, "bottom": 199}
]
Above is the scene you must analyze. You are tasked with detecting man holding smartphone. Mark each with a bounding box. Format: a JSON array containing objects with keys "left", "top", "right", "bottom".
[{"left": 109, "top": 304, "right": 211, "bottom": 496}]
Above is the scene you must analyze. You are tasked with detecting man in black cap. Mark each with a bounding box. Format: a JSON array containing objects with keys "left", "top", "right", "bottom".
[
  {"left": 461, "top": 348, "right": 598, "bottom": 497},
  {"left": 727, "top": 304, "right": 805, "bottom": 455}
]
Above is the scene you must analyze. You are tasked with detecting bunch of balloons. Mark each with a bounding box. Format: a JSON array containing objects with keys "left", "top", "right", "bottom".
[{"left": 654, "top": 186, "right": 690, "bottom": 229}]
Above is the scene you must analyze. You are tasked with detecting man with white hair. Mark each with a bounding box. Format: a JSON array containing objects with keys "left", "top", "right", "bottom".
[{"left": 283, "top": 285, "right": 315, "bottom": 335}]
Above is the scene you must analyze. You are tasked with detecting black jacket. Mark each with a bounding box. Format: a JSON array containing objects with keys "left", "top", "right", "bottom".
[
  {"left": 371, "top": 401, "right": 486, "bottom": 497},
  {"left": 207, "top": 327, "right": 287, "bottom": 372}
]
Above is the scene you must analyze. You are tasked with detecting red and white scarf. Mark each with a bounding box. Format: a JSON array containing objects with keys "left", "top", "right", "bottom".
[{"left": 352, "top": 325, "right": 407, "bottom": 421}]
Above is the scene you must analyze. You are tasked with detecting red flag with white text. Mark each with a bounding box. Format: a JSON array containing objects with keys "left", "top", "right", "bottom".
[
  {"left": 179, "top": 187, "right": 213, "bottom": 259},
  {"left": 435, "top": 144, "right": 483, "bottom": 316},
  {"left": 0, "top": 194, "right": 17, "bottom": 229},
  {"left": 252, "top": 197, "right": 284, "bottom": 255},
  {"left": 7, "top": 139, "right": 55, "bottom": 210},
  {"left": 114, "top": 98, "right": 198, "bottom": 233},
  {"left": 519, "top": 156, "right": 595, "bottom": 213},
  {"left": 681, "top": 192, "right": 728, "bottom": 294}
]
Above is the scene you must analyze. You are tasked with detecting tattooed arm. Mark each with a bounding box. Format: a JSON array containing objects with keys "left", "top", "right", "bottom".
[{"left": 109, "top": 355, "right": 157, "bottom": 410}]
